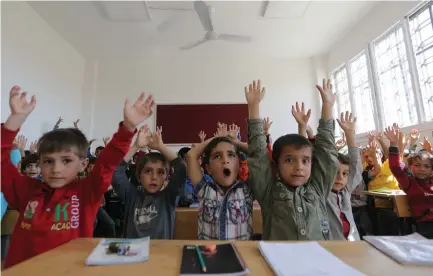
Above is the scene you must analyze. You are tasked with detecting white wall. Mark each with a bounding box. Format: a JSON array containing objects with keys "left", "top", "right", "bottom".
[
  {"left": 1, "top": 2, "right": 86, "bottom": 142},
  {"left": 324, "top": 0, "right": 433, "bottom": 145},
  {"left": 88, "top": 56, "right": 319, "bottom": 151}
]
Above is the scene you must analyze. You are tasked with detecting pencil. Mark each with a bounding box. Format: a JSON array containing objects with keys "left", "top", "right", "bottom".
[{"left": 195, "top": 246, "right": 207, "bottom": 272}]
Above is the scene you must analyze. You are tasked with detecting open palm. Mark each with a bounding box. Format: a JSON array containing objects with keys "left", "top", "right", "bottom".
[
  {"left": 124, "top": 93, "right": 155, "bottom": 131},
  {"left": 244, "top": 80, "right": 265, "bottom": 105},
  {"left": 291, "top": 102, "right": 311, "bottom": 126},
  {"left": 9, "top": 85, "right": 36, "bottom": 117},
  {"left": 135, "top": 125, "right": 152, "bottom": 148},
  {"left": 336, "top": 111, "right": 356, "bottom": 132}
]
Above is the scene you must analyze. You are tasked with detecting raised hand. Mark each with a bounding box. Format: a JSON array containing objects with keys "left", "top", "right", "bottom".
[
  {"left": 336, "top": 111, "right": 356, "bottom": 133},
  {"left": 29, "top": 140, "right": 38, "bottom": 153},
  {"left": 228, "top": 123, "right": 240, "bottom": 141},
  {"left": 420, "top": 136, "right": 432, "bottom": 154},
  {"left": 384, "top": 125, "right": 399, "bottom": 146},
  {"left": 16, "top": 135, "right": 27, "bottom": 150},
  {"left": 134, "top": 125, "right": 152, "bottom": 149},
  {"left": 367, "top": 132, "right": 375, "bottom": 142},
  {"left": 148, "top": 126, "right": 164, "bottom": 150},
  {"left": 291, "top": 102, "right": 311, "bottom": 126},
  {"left": 368, "top": 139, "right": 378, "bottom": 156},
  {"left": 123, "top": 93, "right": 155, "bottom": 132},
  {"left": 5, "top": 86, "right": 37, "bottom": 131},
  {"left": 263, "top": 117, "right": 273, "bottom": 134},
  {"left": 336, "top": 133, "right": 347, "bottom": 151},
  {"left": 89, "top": 139, "right": 97, "bottom": 147},
  {"left": 244, "top": 80, "right": 265, "bottom": 105},
  {"left": 73, "top": 119, "right": 80, "bottom": 129},
  {"left": 316, "top": 78, "right": 336, "bottom": 106},
  {"left": 56, "top": 117, "right": 63, "bottom": 125},
  {"left": 409, "top": 129, "right": 420, "bottom": 146},
  {"left": 398, "top": 131, "right": 409, "bottom": 153},
  {"left": 198, "top": 131, "right": 206, "bottom": 142},
  {"left": 102, "top": 136, "right": 111, "bottom": 146},
  {"left": 214, "top": 122, "right": 229, "bottom": 137}
]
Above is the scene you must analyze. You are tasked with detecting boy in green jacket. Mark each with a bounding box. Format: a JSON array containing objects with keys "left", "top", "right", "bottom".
[{"left": 246, "top": 79, "right": 338, "bottom": 240}]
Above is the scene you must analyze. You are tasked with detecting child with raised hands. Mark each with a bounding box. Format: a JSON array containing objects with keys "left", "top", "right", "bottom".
[
  {"left": 111, "top": 125, "right": 186, "bottom": 239},
  {"left": 247, "top": 79, "right": 338, "bottom": 240},
  {"left": 186, "top": 124, "right": 253, "bottom": 240},
  {"left": 327, "top": 112, "right": 363, "bottom": 241},
  {"left": 385, "top": 125, "right": 433, "bottom": 238},
  {"left": 1, "top": 85, "right": 154, "bottom": 268}
]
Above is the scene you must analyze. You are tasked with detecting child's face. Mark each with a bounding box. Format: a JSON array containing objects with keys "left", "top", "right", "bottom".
[
  {"left": 86, "top": 163, "right": 95, "bottom": 174},
  {"left": 139, "top": 160, "right": 167, "bottom": 193},
  {"left": 39, "top": 148, "right": 87, "bottom": 188},
  {"left": 205, "top": 142, "right": 240, "bottom": 187},
  {"left": 333, "top": 162, "right": 350, "bottom": 191},
  {"left": 362, "top": 150, "right": 373, "bottom": 166},
  {"left": 410, "top": 157, "right": 432, "bottom": 179},
  {"left": 95, "top": 149, "right": 102, "bottom": 158},
  {"left": 25, "top": 163, "right": 41, "bottom": 178},
  {"left": 277, "top": 145, "right": 312, "bottom": 187}
]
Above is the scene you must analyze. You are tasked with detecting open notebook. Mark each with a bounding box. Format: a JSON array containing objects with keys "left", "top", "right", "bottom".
[
  {"left": 258, "top": 241, "right": 365, "bottom": 276},
  {"left": 364, "top": 233, "right": 433, "bottom": 266}
]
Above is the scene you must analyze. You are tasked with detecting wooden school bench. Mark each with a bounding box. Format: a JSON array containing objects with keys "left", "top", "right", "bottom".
[
  {"left": 3, "top": 239, "right": 432, "bottom": 276},
  {"left": 362, "top": 191, "right": 413, "bottom": 234},
  {"left": 174, "top": 206, "right": 263, "bottom": 240}
]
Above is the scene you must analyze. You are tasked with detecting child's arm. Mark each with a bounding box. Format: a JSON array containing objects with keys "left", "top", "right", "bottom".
[
  {"left": 149, "top": 127, "right": 187, "bottom": 199},
  {"left": 86, "top": 93, "right": 155, "bottom": 202},
  {"left": 15, "top": 135, "right": 27, "bottom": 159},
  {"left": 111, "top": 162, "right": 133, "bottom": 202},
  {"left": 310, "top": 79, "right": 339, "bottom": 195},
  {"left": 337, "top": 112, "right": 362, "bottom": 193},
  {"left": 368, "top": 140, "right": 382, "bottom": 177},
  {"left": 384, "top": 125, "right": 410, "bottom": 191},
  {"left": 291, "top": 102, "right": 312, "bottom": 138},
  {"left": 53, "top": 116, "right": 62, "bottom": 130},
  {"left": 228, "top": 124, "right": 248, "bottom": 153},
  {"left": 245, "top": 80, "right": 273, "bottom": 204},
  {"left": 186, "top": 137, "right": 213, "bottom": 186},
  {"left": 2, "top": 86, "right": 37, "bottom": 211},
  {"left": 376, "top": 133, "right": 389, "bottom": 160}
]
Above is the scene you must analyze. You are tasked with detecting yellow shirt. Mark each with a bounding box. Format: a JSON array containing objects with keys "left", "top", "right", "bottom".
[{"left": 367, "top": 160, "right": 400, "bottom": 208}]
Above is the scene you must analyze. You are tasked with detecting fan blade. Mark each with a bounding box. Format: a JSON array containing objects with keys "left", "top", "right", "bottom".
[
  {"left": 217, "top": 34, "right": 252, "bottom": 42},
  {"left": 180, "top": 37, "right": 209, "bottom": 50},
  {"left": 194, "top": 1, "right": 214, "bottom": 32}
]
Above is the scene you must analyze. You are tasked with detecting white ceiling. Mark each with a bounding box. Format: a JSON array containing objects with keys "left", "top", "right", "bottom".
[{"left": 27, "top": 1, "right": 378, "bottom": 59}]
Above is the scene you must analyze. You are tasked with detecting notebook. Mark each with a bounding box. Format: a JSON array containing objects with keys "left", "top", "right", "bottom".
[
  {"left": 86, "top": 237, "right": 150, "bottom": 266},
  {"left": 179, "top": 244, "right": 249, "bottom": 276},
  {"left": 364, "top": 233, "right": 433, "bottom": 266},
  {"left": 258, "top": 241, "right": 365, "bottom": 276}
]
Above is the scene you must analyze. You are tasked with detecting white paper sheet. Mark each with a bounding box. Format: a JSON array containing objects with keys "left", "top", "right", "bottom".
[{"left": 258, "top": 241, "right": 365, "bottom": 276}]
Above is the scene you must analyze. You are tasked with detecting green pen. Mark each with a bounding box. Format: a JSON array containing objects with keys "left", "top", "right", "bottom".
[{"left": 195, "top": 246, "right": 207, "bottom": 272}]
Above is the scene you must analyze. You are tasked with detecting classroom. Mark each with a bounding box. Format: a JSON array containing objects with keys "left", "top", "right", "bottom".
[{"left": 1, "top": 1, "right": 433, "bottom": 275}]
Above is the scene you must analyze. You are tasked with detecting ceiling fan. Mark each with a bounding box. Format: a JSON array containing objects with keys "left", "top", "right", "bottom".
[{"left": 180, "top": 1, "right": 252, "bottom": 50}]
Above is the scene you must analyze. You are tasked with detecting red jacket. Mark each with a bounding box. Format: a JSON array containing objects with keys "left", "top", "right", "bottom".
[
  {"left": 1, "top": 123, "right": 134, "bottom": 268},
  {"left": 388, "top": 146, "right": 433, "bottom": 222}
]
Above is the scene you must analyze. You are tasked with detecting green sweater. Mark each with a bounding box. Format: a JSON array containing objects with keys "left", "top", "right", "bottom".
[{"left": 247, "top": 118, "right": 338, "bottom": 240}]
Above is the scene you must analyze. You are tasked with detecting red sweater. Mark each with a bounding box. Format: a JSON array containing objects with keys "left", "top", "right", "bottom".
[
  {"left": 388, "top": 146, "right": 433, "bottom": 222},
  {"left": 1, "top": 123, "right": 134, "bottom": 268}
]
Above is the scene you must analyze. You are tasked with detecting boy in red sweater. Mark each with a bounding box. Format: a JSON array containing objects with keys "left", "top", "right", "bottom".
[
  {"left": 1, "top": 85, "right": 155, "bottom": 268},
  {"left": 385, "top": 125, "right": 433, "bottom": 239}
]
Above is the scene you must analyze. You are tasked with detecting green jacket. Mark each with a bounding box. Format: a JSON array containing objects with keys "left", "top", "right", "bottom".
[{"left": 247, "top": 118, "right": 338, "bottom": 240}]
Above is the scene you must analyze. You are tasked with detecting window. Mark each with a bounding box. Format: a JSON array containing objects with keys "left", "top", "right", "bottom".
[
  {"left": 331, "top": 66, "right": 351, "bottom": 115},
  {"left": 373, "top": 26, "right": 418, "bottom": 127},
  {"left": 349, "top": 52, "right": 376, "bottom": 133},
  {"left": 409, "top": 2, "right": 433, "bottom": 121}
]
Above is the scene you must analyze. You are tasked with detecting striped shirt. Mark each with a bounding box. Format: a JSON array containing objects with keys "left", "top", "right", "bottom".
[{"left": 196, "top": 176, "right": 253, "bottom": 240}]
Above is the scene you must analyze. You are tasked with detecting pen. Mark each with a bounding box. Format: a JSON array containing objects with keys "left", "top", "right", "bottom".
[{"left": 195, "top": 246, "right": 207, "bottom": 272}]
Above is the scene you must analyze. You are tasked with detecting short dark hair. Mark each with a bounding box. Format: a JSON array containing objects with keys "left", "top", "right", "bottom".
[
  {"left": 272, "top": 134, "right": 313, "bottom": 163},
  {"left": 24, "top": 150, "right": 30, "bottom": 157},
  {"left": 202, "top": 137, "right": 239, "bottom": 170},
  {"left": 407, "top": 151, "right": 433, "bottom": 166},
  {"left": 136, "top": 152, "right": 167, "bottom": 179},
  {"left": 21, "top": 153, "right": 39, "bottom": 173},
  {"left": 337, "top": 153, "right": 350, "bottom": 166},
  {"left": 38, "top": 128, "right": 88, "bottom": 159},
  {"left": 95, "top": 146, "right": 105, "bottom": 152},
  {"left": 178, "top": 147, "right": 191, "bottom": 159}
]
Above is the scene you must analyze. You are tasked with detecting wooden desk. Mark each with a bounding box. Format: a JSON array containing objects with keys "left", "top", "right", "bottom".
[
  {"left": 174, "top": 207, "right": 262, "bottom": 240},
  {"left": 361, "top": 191, "right": 412, "bottom": 218},
  {"left": 3, "top": 239, "right": 432, "bottom": 276}
]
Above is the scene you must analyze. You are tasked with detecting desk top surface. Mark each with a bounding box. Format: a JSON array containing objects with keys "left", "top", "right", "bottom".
[{"left": 3, "top": 239, "right": 432, "bottom": 276}]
